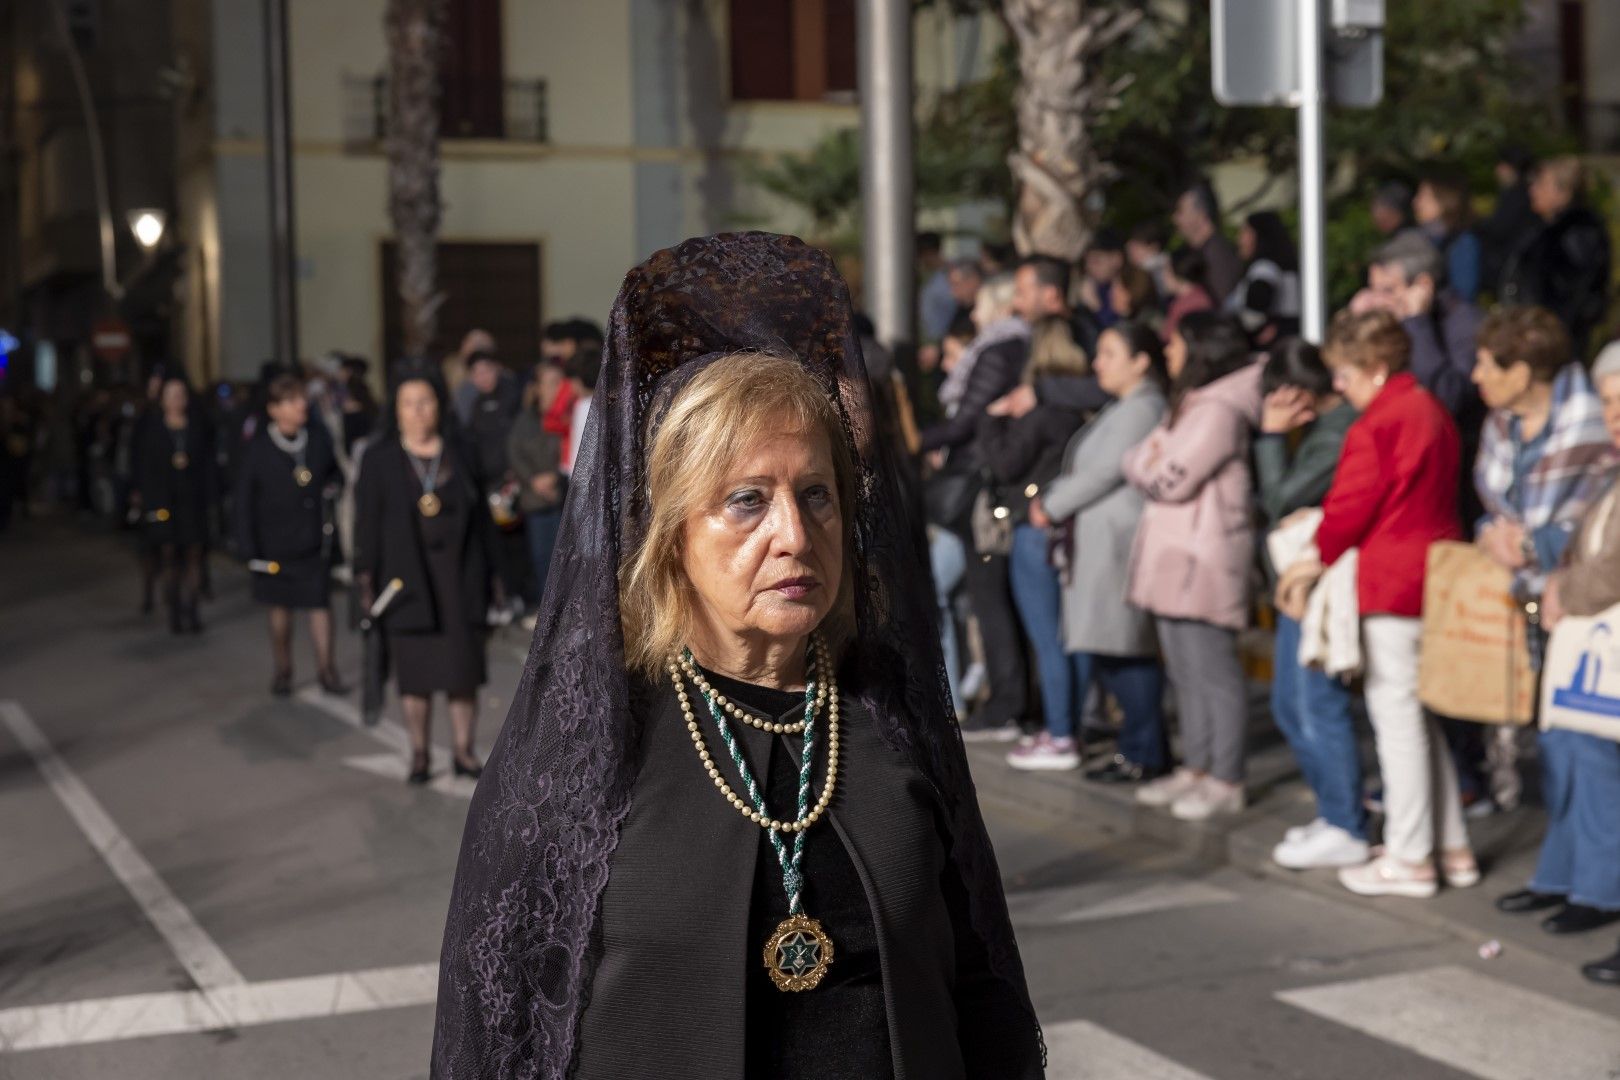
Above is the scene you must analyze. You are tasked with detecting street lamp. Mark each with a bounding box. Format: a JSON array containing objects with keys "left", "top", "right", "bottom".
[{"left": 127, "top": 209, "right": 167, "bottom": 252}]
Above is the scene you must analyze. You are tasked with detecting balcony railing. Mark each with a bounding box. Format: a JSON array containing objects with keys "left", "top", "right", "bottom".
[{"left": 342, "top": 74, "right": 549, "bottom": 148}]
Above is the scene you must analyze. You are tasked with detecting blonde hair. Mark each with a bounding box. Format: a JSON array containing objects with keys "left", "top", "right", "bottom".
[
  {"left": 1323, "top": 309, "right": 1410, "bottom": 375},
  {"left": 619, "top": 352, "right": 858, "bottom": 678},
  {"left": 1025, "top": 315, "right": 1089, "bottom": 383},
  {"left": 973, "top": 273, "right": 1017, "bottom": 327}
]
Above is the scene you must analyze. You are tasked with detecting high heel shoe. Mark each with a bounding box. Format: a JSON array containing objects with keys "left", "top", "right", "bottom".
[
  {"left": 407, "top": 752, "right": 431, "bottom": 785},
  {"left": 452, "top": 755, "right": 483, "bottom": 780}
]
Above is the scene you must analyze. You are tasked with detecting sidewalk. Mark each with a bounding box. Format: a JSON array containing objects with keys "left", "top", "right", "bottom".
[{"left": 963, "top": 705, "right": 1614, "bottom": 981}]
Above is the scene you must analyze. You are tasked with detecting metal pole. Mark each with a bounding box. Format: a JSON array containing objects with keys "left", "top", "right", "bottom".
[
  {"left": 857, "top": 0, "right": 915, "bottom": 350},
  {"left": 1296, "top": 0, "right": 1327, "bottom": 342},
  {"left": 265, "top": 0, "right": 300, "bottom": 369}
]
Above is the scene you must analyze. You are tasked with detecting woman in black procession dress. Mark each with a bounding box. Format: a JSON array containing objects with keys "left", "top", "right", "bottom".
[
  {"left": 234, "top": 373, "right": 346, "bottom": 697},
  {"left": 354, "top": 367, "right": 499, "bottom": 784},
  {"left": 131, "top": 375, "right": 216, "bottom": 634}
]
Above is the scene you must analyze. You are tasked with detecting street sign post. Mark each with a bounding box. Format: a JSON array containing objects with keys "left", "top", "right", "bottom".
[
  {"left": 1213, "top": 0, "right": 1385, "bottom": 341},
  {"left": 91, "top": 316, "right": 132, "bottom": 364}
]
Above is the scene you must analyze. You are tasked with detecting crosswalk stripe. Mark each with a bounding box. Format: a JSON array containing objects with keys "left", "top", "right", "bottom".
[
  {"left": 1043, "top": 1018, "right": 1215, "bottom": 1080},
  {"left": 0, "top": 701, "right": 245, "bottom": 994},
  {"left": 1008, "top": 879, "right": 1236, "bottom": 928},
  {"left": 1276, "top": 964, "right": 1620, "bottom": 1080},
  {"left": 342, "top": 751, "right": 476, "bottom": 798},
  {"left": 0, "top": 963, "right": 439, "bottom": 1052}
]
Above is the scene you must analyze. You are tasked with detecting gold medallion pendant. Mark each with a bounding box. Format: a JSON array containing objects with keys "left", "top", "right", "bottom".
[
  {"left": 417, "top": 491, "right": 442, "bottom": 518},
  {"left": 171, "top": 451, "right": 190, "bottom": 470},
  {"left": 763, "top": 913, "right": 835, "bottom": 992},
  {"left": 294, "top": 466, "right": 313, "bottom": 487}
]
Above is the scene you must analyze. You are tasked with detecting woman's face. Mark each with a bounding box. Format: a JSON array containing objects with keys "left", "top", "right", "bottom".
[
  {"left": 268, "top": 392, "right": 309, "bottom": 432},
  {"left": 1331, "top": 362, "right": 1386, "bottom": 412},
  {"left": 1238, "top": 224, "right": 1257, "bottom": 262},
  {"left": 395, "top": 379, "right": 440, "bottom": 441},
  {"left": 1471, "top": 348, "right": 1533, "bottom": 411},
  {"left": 1600, "top": 374, "right": 1620, "bottom": 449},
  {"left": 1093, "top": 329, "right": 1145, "bottom": 398},
  {"left": 1165, "top": 331, "right": 1189, "bottom": 380},
  {"left": 680, "top": 423, "right": 843, "bottom": 655},
  {"left": 160, "top": 380, "right": 187, "bottom": 414},
  {"left": 536, "top": 364, "right": 565, "bottom": 412},
  {"left": 1412, "top": 182, "right": 1440, "bottom": 226}
]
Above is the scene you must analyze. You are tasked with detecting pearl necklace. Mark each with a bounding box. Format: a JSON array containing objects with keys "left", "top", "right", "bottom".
[
  {"left": 676, "top": 650, "right": 826, "bottom": 734},
  {"left": 667, "top": 635, "right": 840, "bottom": 835}
]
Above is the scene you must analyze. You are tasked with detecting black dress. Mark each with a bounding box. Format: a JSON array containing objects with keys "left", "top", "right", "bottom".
[
  {"left": 233, "top": 424, "right": 341, "bottom": 609},
  {"left": 353, "top": 438, "right": 496, "bottom": 700},
  {"left": 133, "top": 414, "right": 215, "bottom": 548}
]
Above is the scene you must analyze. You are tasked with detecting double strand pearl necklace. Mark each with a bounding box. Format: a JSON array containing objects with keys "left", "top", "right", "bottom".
[
  {"left": 666, "top": 635, "right": 840, "bottom": 835},
  {"left": 676, "top": 650, "right": 826, "bottom": 734}
]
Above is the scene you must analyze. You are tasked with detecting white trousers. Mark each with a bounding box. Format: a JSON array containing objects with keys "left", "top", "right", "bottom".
[{"left": 1362, "top": 616, "right": 1470, "bottom": 862}]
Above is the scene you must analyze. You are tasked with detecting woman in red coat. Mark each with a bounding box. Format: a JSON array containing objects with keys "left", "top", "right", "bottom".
[{"left": 1313, "top": 309, "right": 1475, "bottom": 899}]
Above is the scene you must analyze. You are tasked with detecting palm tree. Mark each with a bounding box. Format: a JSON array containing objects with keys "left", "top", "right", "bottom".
[
  {"left": 385, "top": 0, "right": 448, "bottom": 362},
  {"left": 1002, "top": 0, "right": 1142, "bottom": 260}
]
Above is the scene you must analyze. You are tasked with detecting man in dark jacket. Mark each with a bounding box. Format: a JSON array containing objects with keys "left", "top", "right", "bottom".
[
  {"left": 1352, "top": 230, "right": 1485, "bottom": 522},
  {"left": 1173, "top": 180, "right": 1244, "bottom": 303},
  {"left": 1501, "top": 156, "right": 1612, "bottom": 358}
]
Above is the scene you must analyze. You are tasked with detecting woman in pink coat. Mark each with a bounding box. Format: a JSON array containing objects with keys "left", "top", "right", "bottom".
[{"left": 1124, "top": 312, "right": 1263, "bottom": 821}]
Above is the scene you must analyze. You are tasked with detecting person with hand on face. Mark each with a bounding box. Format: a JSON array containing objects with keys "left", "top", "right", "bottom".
[
  {"left": 1025, "top": 321, "right": 1172, "bottom": 782},
  {"left": 354, "top": 368, "right": 500, "bottom": 784},
  {"left": 1497, "top": 343, "right": 1620, "bottom": 974},
  {"left": 234, "top": 374, "right": 345, "bottom": 696},
  {"left": 1254, "top": 341, "right": 1368, "bottom": 870},
  {"left": 1125, "top": 313, "right": 1263, "bottom": 821},
  {"left": 1310, "top": 311, "right": 1473, "bottom": 900}
]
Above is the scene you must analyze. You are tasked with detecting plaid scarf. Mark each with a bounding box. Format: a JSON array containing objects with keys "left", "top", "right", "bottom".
[{"left": 1476, "top": 362, "right": 1620, "bottom": 594}]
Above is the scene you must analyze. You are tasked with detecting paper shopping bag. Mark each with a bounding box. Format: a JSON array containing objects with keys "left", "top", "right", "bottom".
[{"left": 1417, "top": 541, "right": 1534, "bottom": 725}]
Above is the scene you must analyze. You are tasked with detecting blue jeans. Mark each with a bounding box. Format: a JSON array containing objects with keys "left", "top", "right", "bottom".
[
  {"left": 1009, "top": 524, "right": 1086, "bottom": 737},
  {"left": 1075, "top": 652, "right": 1167, "bottom": 769},
  {"left": 1531, "top": 728, "right": 1620, "bottom": 911},
  {"left": 929, "top": 527, "right": 967, "bottom": 715},
  {"left": 1271, "top": 614, "right": 1367, "bottom": 838},
  {"left": 525, "top": 508, "right": 564, "bottom": 607}
]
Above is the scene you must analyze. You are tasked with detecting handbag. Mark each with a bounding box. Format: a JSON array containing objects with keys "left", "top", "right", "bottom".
[
  {"left": 924, "top": 465, "right": 978, "bottom": 528},
  {"left": 970, "top": 482, "right": 1014, "bottom": 558},
  {"left": 1540, "top": 599, "right": 1620, "bottom": 742},
  {"left": 1417, "top": 541, "right": 1535, "bottom": 725}
]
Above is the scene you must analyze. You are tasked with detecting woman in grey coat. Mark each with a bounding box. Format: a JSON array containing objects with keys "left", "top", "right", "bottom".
[{"left": 1037, "top": 321, "right": 1170, "bottom": 782}]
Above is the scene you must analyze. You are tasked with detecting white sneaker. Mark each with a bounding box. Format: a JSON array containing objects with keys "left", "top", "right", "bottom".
[
  {"left": 1284, "top": 817, "right": 1328, "bottom": 844},
  {"left": 1273, "top": 824, "right": 1370, "bottom": 870},
  {"left": 1136, "top": 767, "right": 1204, "bottom": 808},
  {"left": 1170, "top": 777, "right": 1246, "bottom": 821},
  {"left": 1338, "top": 850, "right": 1438, "bottom": 899}
]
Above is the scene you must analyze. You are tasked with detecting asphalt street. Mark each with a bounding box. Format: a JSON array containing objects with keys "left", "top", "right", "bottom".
[{"left": 2, "top": 519, "right": 1618, "bottom": 1079}]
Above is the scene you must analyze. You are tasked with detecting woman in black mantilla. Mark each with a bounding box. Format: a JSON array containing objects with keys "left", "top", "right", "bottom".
[
  {"left": 131, "top": 374, "right": 216, "bottom": 634},
  {"left": 431, "top": 233, "right": 1044, "bottom": 1079},
  {"left": 354, "top": 367, "right": 499, "bottom": 784},
  {"left": 234, "top": 373, "right": 346, "bottom": 697}
]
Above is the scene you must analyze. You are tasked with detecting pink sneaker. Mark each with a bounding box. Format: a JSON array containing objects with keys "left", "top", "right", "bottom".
[
  {"left": 1006, "top": 732, "right": 1081, "bottom": 771},
  {"left": 1339, "top": 849, "right": 1438, "bottom": 899}
]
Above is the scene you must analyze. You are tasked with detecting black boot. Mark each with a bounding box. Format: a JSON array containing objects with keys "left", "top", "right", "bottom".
[
  {"left": 1582, "top": 943, "right": 1620, "bottom": 986},
  {"left": 1543, "top": 903, "right": 1620, "bottom": 935}
]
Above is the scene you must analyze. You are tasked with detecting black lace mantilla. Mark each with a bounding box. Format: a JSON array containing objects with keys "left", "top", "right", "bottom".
[{"left": 429, "top": 232, "right": 1041, "bottom": 1078}]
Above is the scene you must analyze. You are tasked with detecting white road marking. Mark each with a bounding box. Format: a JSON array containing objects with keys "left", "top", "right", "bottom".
[
  {"left": 1043, "top": 1018, "right": 1216, "bottom": 1080},
  {"left": 295, "top": 684, "right": 414, "bottom": 757},
  {"left": 0, "top": 701, "right": 245, "bottom": 994},
  {"left": 1276, "top": 964, "right": 1620, "bottom": 1080},
  {"left": 342, "top": 752, "right": 477, "bottom": 799},
  {"left": 1008, "top": 878, "right": 1237, "bottom": 927},
  {"left": 0, "top": 963, "right": 439, "bottom": 1052}
]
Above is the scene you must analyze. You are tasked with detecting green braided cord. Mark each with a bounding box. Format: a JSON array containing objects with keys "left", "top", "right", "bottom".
[{"left": 686, "top": 648, "right": 819, "bottom": 916}]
